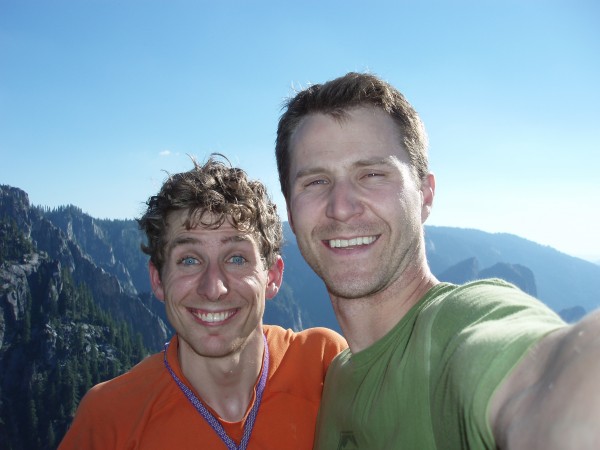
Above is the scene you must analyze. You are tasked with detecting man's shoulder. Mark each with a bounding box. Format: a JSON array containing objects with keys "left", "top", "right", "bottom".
[
  {"left": 59, "top": 351, "right": 174, "bottom": 448},
  {"left": 415, "top": 279, "right": 564, "bottom": 349},
  {"left": 81, "top": 351, "right": 166, "bottom": 406},
  {"left": 263, "top": 324, "right": 347, "bottom": 373},
  {"left": 262, "top": 325, "right": 347, "bottom": 396},
  {"left": 424, "top": 278, "right": 550, "bottom": 313},
  {"left": 264, "top": 324, "right": 347, "bottom": 349}
]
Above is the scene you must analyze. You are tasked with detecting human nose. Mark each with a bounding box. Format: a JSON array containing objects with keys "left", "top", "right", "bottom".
[
  {"left": 196, "top": 262, "right": 228, "bottom": 301},
  {"left": 325, "top": 179, "right": 363, "bottom": 222}
]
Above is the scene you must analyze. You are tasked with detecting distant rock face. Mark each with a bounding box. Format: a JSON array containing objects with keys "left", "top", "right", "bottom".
[
  {"left": 1, "top": 256, "right": 37, "bottom": 319},
  {"left": 558, "top": 305, "right": 587, "bottom": 323},
  {"left": 425, "top": 226, "right": 600, "bottom": 314},
  {"left": 438, "top": 257, "right": 481, "bottom": 285},
  {"left": 1, "top": 185, "right": 178, "bottom": 448},
  {"left": 0, "top": 185, "right": 168, "bottom": 351},
  {"left": 479, "top": 262, "right": 537, "bottom": 297},
  {"left": 0, "top": 185, "right": 32, "bottom": 236},
  {"left": 437, "top": 257, "right": 538, "bottom": 297},
  {"left": 43, "top": 206, "right": 139, "bottom": 296}
]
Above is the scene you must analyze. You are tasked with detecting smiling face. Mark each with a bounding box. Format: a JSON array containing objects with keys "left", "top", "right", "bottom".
[
  {"left": 287, "top": 107, "right": 434, "bottom": 300},
  {"left": 150, "top": 209, "right": 283, "bottom": 359}
]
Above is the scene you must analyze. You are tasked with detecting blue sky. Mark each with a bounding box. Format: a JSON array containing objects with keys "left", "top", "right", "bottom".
[{"left": 1, "top": 0, "right": 599, "bottom": 261}]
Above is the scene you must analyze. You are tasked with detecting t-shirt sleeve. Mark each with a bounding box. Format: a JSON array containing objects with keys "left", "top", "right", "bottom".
[{"left": 425, "top": 280, "right": 566, "bottom": 448}]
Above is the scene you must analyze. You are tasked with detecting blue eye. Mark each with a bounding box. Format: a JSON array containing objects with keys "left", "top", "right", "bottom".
[
  {"left": 229, "top": 255, "right": 246, "bottom": 265},
  {"left": 181, "top": 257, "right": 198, "bottom": 266}
]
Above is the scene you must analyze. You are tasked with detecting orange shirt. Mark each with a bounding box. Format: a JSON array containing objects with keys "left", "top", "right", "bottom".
[{"left": 59, "top": 325, "right": 346, "bottom": 449}]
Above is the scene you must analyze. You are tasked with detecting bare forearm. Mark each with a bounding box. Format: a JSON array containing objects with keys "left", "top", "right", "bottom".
[{"left": 497, "top": 309, "right": 600, "bottom": 449}]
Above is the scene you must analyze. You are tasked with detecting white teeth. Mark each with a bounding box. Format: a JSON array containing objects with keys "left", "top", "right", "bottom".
[
  {"left": 329, "top": 236, "right": 376, "bottom": 248},
  {"left": 193, "top": 310, "right": 233, "bottom": 323}
]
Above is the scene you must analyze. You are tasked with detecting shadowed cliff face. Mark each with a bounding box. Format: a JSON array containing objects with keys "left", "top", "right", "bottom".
[
  {"left": 425, "top": 226, "right": 600, "bottom": 315},
  {"left": 1, "top": 185, "right": 169, "bottom": 352},
  {"left": 437, "top": 257, "right": 538, "bottom": 298},
  {"left": 0, "top": 185, "right": 169, "bottom": 448}
]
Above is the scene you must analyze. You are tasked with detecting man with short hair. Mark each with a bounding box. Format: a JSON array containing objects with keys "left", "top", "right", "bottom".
[
  {"left": 276, "top": 72, "right": 600, "bottom": 449},
  {"left": 59, "top": 154, "right": 346, "bottom": 449}
]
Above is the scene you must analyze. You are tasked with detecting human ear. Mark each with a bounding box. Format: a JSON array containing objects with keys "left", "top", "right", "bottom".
[
  {"left": 265, "top": 256, "right": 284, "bottom": 300},
  {"left": 149, "top": 261, "right": 166, "bottom": 302},
  {"left": 420, "top": 173, "right": 435, "bottom": 223}
]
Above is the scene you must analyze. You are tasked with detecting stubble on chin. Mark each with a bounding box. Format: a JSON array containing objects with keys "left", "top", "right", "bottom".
[{"left": 319, "top": 264, "right": 391, "bottom": 300}]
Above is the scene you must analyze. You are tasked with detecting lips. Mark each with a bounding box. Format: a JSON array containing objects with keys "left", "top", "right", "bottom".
[
  {"left": 328, "top": 235, "right": 377, "bottom": 248},
  {"left": 188, "top": 308, "right": 238, "bottom": 324}
]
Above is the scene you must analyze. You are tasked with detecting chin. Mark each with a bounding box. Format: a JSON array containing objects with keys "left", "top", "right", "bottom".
[{"left": 327, "top": 279, "right": 379, "bottom": 299}]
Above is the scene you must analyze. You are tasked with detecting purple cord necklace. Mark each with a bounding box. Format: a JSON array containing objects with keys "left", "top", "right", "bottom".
[{"left": 163, "top": 333, "right": 269, "bottom": 450}]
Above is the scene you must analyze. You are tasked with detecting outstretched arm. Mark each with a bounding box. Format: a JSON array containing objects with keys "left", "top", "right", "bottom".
[{"left": 490, "top": 309, "right": 600, "bottom": 449}]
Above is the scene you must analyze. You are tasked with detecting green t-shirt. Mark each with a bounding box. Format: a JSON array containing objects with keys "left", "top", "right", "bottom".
[{"left": 313, "top": 279, "right": 566, "bottom": 450}]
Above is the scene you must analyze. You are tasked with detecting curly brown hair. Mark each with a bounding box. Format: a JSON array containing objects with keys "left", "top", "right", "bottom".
[
  {"left": 138, "top": 154, "right": 283, "bottom": 273},
  {"left": 276, "top": 72, "right": 429, "bottom": 201}
]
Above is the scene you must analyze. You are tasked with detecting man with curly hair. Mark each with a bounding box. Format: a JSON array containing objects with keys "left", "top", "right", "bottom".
[{"left": 59, "top": 154, "right": 346, "bottom": 450}]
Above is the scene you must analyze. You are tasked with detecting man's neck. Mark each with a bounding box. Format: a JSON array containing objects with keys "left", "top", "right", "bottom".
[
  {"left": 178, "top": 330, "right": 265, "bottom": 422},
  {"left": 332, "top": 266, "right": 438, "bottom": 353}
]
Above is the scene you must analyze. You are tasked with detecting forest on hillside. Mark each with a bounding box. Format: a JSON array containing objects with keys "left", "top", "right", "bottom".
[{"left": 1, "top": 216, "right": 147, "bottom": 449}]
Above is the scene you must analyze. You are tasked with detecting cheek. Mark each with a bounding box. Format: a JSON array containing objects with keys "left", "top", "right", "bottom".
[
  {"left": 235, "top": 275, "right": 268, "bottom": 301},
  {"left": 162, "top": 273, "right": 197, "bottom": 299},
  {"left": 238, "top": 274, "right": 266, "bottom": 291},
  {"left": 289, "top": 197, "right": 318, "bottom": 229}
]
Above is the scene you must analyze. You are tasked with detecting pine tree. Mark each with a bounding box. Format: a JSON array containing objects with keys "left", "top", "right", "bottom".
[
  {"left": 89, "top": 343, "right": 100, "bottom": 385},
  {"left": 59, "top": 362, "right": 78, "bottom": 419},
  {"left": 24, "top": 395, "right": 39, "bottom": 449}
]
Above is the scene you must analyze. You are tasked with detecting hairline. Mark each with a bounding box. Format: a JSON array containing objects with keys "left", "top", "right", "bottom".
[{"left": 286, "top": 105, "right": 423, "bottom": 192}]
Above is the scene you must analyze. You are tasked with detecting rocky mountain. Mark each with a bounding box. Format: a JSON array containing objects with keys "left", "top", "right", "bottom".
[
  {"left": 437, "top": 257, "right": 537, "bottom": 297},
  {"left": 425, "top": 226, "right": 600, "bottom": 321},
  {"left": 0, "top": 187, "right": 152, "bottom": 449},
  {"left": 2, "top": 184, "right": 600, "bottom": 448}
]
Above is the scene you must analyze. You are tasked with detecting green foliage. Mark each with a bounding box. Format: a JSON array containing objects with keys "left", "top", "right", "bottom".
[
  {"left": 0, "top": 217, "right": 33, "bottom": 264},
  {"left": 0, "top": 267, "right": 150, "bottom": 449}
]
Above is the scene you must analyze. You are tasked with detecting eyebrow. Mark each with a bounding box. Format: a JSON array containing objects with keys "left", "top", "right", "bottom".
[
  {"left": 294, "top": 156, "right": 397, "bottom": 180},
  {"left": 167, "top": 234, "right": 253, "bottom": 253},
  {"left": 354, "top": 156, "right": 397, "bottom": 168}
]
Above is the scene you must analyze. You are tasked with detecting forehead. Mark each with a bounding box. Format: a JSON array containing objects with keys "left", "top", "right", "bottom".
[
  {"left": 289, "top": 107, "right": 409, "bottom": 169},
  {"left": 164, "top": 209, "right": 259, "bottom": 248}
]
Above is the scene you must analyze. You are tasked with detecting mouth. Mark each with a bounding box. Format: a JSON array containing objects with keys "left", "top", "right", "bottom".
[
  {"left": 188, "top": 308, "right": 238, "bottom": 324},
  {"left": 327, "top": 235, "right": 378, "bottom": 249}
]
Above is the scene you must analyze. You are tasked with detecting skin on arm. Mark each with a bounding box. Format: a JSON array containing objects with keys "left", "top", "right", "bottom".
[{"left": 490, "top": 309, "right": 600, "bottom": 449}]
